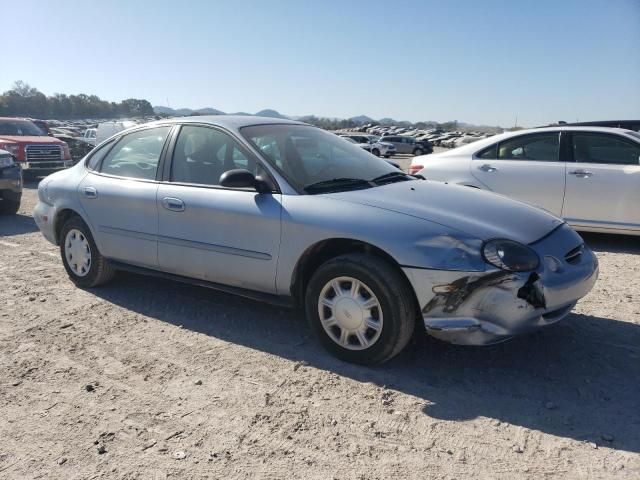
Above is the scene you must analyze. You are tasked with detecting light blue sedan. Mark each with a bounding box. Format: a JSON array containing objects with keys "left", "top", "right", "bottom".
[{"left": 34, "top": 116, "right": 598, "bottom": 364}]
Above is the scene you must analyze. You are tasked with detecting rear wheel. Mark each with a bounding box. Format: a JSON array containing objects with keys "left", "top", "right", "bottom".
[
  {"left": 413, "top": 148, "right": 424, "bottom": 156},
  {"left": 59, "top": 216, "right": 115, "bottom": 288},
  {"left": 305, "top": 253, "right": 416, "bottom": 365},
  {"left": 0, "top": 197, "right": 20, "bottom": 215}
]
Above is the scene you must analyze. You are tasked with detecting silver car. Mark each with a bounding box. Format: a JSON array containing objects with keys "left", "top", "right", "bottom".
[{"left": 34, "top": 116, "right": 598, "bottom": 364}]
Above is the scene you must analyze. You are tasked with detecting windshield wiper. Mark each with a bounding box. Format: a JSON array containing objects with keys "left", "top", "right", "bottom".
[
  {"left": 370, "top": 171, "right": 412, "bottom": 184},
  {"left": 303, "top": 177, "right": 372, "bottom": 194}
]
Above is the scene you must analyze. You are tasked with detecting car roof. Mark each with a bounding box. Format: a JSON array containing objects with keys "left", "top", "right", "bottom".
[
  {"left": 146, "top": 115, "right": 307, "bottom": 133},
  {"left": 434, "top": 126, "right": 639, "bottom": 156}
]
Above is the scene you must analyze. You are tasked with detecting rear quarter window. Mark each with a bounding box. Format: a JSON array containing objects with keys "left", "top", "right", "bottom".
[{"left": 85, "top": 140, "right": 114, "bottom": 170}]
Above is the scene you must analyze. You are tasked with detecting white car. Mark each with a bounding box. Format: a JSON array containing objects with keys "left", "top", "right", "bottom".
[
  {"left": 80, "top": 128, "right": 97, "bottom": 146},
  {"left": 340, "top": 135, "right": 396, "bottom": 157},
  {"left": 410, "top": 126, "right": 640, "bottom": 236}
]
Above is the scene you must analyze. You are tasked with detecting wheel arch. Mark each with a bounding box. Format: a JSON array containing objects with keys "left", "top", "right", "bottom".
[
  {"left": 290, "top": 238, "right": 418, "bottom": 311},
  {"left": 53, "top": 207, "right": 93, "bottom": 245}
]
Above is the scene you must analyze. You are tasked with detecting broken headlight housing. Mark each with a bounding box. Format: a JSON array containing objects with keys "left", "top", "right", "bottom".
[{"left": 482, "top": 239, "right": 539, "bottom": 272}]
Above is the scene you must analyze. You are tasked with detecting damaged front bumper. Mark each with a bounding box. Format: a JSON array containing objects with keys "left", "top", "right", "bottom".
[{"left": 403, "top": 225, "right": 599, "bottom": 345}]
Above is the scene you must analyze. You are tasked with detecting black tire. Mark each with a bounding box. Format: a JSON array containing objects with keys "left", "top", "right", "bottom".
[
  {"left": 413, "top": 148, "right": 424, "bottom": 156},
  {"left": 59, "top": 215, "right": 115, "bottom": 288},
  {"left": 305, "top": 253, "right": 416, "bottom": 365},
  {"left": 384, "top": 154, "right": 391, "bottom": 158},
  {"left": 371, "top": 148, "right": 380, "bottom": 157},
  {"left": 0, "top": 198, "right": 20, "bottom": 215}
]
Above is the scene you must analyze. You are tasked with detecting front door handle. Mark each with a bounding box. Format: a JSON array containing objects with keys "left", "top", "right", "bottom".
[
  {"left": 568, "top": 170, "right": 593, "bottom": 178},
  {"left": 83, "top": 186, "right": 97, "bottom": 199},
  {"left": 479, "top": 164, "right": 498, "bottom": 172},
  {"left": 162, "top": 197, "right": 185, "bottom": 212}
]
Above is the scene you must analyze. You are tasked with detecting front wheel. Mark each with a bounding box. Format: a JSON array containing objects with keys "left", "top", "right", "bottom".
[
  {"left": 371, "top": 148, "right": 380, "bottom": 157},
  {"left": 305, "top": 253, "right": 416, "bottom": 365},
  {"left": 59, "top": 216, "right": 115, "bottom": 288},
  {"left": 413, "top": 148, "right": 424, "bottom": 156}
]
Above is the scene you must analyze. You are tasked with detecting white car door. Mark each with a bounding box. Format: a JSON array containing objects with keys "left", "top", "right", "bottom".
[
  {"left": 470, "top": 132, "right": 566, "bottom": 216},
  {"left": 562, "top": 131, "right": 640, "bottom": 232}
]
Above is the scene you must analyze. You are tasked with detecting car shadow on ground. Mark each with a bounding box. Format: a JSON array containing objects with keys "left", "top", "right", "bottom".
[
  {"left": 90, "top": 271, "right": 640, "bottom": 454},
  {"left": 582, "top": 232, "right": 640, "bottom": 254},
  {"left": 0, "top": 213, "right": 39, "bottom": 236}
]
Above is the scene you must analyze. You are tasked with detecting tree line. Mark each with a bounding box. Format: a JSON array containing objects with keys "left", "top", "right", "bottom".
[{"left": 0, "top": 81, "right": 154, "bottom": 119}]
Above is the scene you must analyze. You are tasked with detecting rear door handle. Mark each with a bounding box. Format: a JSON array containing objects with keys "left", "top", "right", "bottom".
[
  {"left": 568, "top": 170, "right": 593, "bottom": 178},
  {"left": 162, "top": 197, "right": 185, "bottom": 212},
  {"left": 479, "top": 164, "right": 498, "bottom": 172},
  {"left": 83, "top": 187, "right": 97, "bottom": 199}
]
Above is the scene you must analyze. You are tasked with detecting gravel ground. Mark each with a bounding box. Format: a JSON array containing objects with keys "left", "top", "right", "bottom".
[{"left": 0, "top": 179, "right": 639, "bottom": 479}]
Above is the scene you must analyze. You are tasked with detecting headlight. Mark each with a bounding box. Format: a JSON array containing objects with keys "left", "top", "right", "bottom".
[
  {"left": 0, "top": 155, "right": 15, "bottom": 168},
  {"left": 482, "top": 239, "right": 539, "bottom": 272},
  {"left": 1, "top": 144, "right": 19, "bottom": 156}
]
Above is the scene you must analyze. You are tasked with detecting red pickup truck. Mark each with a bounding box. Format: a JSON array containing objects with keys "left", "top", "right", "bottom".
[{"left": 0, "top": 117, "right": 72, "bottom": 177}]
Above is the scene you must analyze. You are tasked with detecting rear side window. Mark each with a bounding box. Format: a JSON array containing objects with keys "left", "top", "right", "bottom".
[
  {"left": 477, "top": 144, "right": 498, "bottom": 159},
  {"left": 572, "top": 133, "right": 640, "bottom": 165},
  {"left": 100, "top": 126, "right": 171, "bottom": 180},
  {"left": 497, "top": 133, "right": 559, "bottom": 161},
  {"left": 86, "top": 140, "right": 114, "bottom": 170}
]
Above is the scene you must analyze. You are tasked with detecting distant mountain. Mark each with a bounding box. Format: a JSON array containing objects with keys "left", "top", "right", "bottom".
[
  {"left": 194, "top": 107, "right": 224, "bottom": 115},
  {"left": 349, "top": 115, "right": 375, "bottom": 125},
  {"left": 255, "top": 109, "right": 288, "bottom": 119},
  {"left": 153, "top": 106, "right": 288, "bottom": 118},
  {"left": 152, "top": 106, "right": 503, "bottom": 131}
]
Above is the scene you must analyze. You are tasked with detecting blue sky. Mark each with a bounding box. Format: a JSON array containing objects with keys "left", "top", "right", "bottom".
[{"left": 2, "top": 0, "right": 639, "bottom": 126}]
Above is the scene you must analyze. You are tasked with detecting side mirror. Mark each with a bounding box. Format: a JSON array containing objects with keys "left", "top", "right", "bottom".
[{"left": 219, "top": 169, "right": 272, "bottom": 193}]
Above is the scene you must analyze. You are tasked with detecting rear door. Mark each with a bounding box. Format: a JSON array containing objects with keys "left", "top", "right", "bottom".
[
  {"left": 562, "top": 131, "right": 640, "bottom": 232},
  {"left": 79, "top": 125, "right": 173, "bottom": 267},
  {"left": 470, "top": 132, "right": 566, "bottom": 216}
]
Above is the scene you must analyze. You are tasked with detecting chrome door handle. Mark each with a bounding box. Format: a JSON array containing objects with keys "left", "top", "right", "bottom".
[
  {"left": 83, "top": 186, "right": 97, "bottom": 199},
  {"left": 568, "top": 170, "right": 593, "bottom": 178},
  {"left": 479, "top": 164, "right": 498, "bottom": 172},
  {"left": 162, "top": 197, "right": 185, "bottom": 212}
]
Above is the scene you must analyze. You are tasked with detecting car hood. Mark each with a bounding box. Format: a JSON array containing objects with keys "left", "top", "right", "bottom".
[
  {"left": 328, "top": 180, "right": 563, "bottom": 244},
  {"left": 0, "top": 135, "right": 65, "bottom": 145}
]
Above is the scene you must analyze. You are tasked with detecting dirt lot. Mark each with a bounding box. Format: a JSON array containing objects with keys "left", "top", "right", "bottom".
[{"left": 1, "top": 180, "right": 639, "bottom": 479}]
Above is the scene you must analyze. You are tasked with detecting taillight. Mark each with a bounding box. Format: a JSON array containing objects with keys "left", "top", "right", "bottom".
[{"left": 409, "top": 164, "right": 423, "bottom": 175}]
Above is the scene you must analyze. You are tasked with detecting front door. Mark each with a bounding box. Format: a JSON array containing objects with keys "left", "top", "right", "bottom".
[
  {"left": 78, "top": 125, "right": 172, "bottom": 267},
  {"left": 157, "top": 125, "right": 282, "bottom": 293},
  {"left": 562, "top": 131, "right": 640, "bottom": 232},
  {"left": 471, "top": 131, "right": 566, "bottom": 216}
]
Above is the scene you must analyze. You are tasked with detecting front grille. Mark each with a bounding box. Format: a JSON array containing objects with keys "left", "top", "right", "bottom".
[
  {"left": 25, "top": 145, "right": 63, "bottom": 163},
  {"left": 564, "top": 244, "right": 584, "bottom": 264}
]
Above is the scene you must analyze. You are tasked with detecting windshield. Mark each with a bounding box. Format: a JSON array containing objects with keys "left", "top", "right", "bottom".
[
  {"left": 241, "top": 124, "right": 399, "bottom": 193},
  {"left": 0, "top": 119, "right": 46, "bottom": 136}
]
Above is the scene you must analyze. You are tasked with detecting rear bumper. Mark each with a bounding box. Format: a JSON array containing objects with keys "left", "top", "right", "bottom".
[
  {"left": 403, "top": 225, "right": 599, "bottom": 345},
  {"left": 33, "top": 200, "right": 58, "bottom": 245}
]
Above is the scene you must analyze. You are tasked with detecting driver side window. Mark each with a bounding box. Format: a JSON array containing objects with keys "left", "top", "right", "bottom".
[
  {"left": 171, "top": 125, "right": 259, "bottom": 186},
  {"left": 100, "top": 126, "right": 171, "bottom": 180}
]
